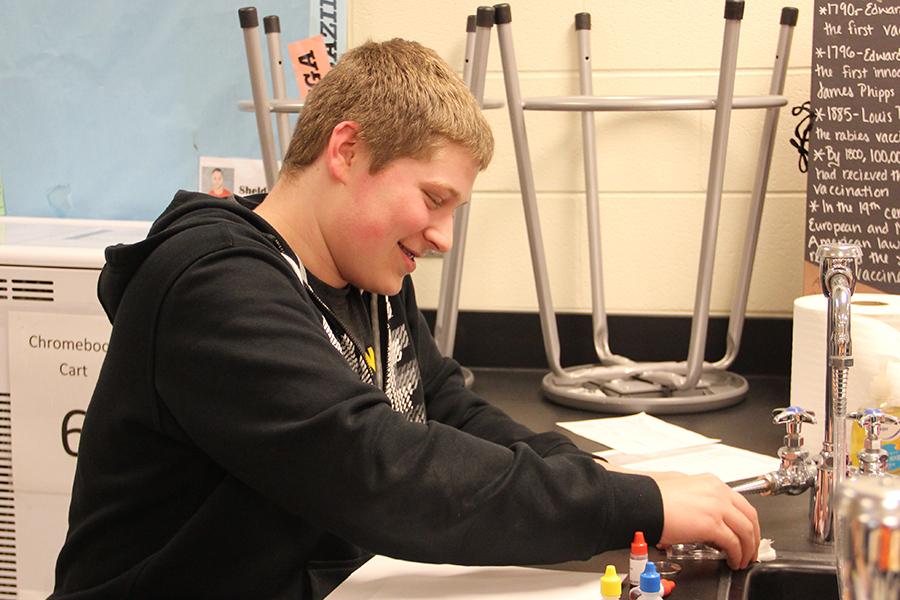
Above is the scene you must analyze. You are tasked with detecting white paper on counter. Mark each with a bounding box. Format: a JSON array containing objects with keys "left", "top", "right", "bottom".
[
  {"left": 557, "top": 411, "right": 719, "bottom": 455},
  {"left": 324, "top": 555, "right": 601, "bottom": 600},
  {"left": 597, "top": 443, "right": 781, "bottom": 484}
]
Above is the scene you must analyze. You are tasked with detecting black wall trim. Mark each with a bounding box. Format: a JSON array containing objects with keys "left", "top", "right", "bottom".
[{"left": 421, "top": 311, "right": 792, "bottom": 376}]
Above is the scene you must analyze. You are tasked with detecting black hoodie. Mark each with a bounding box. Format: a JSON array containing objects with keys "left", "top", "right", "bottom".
[{"left": 51, "top": 191, "right": 662, "bottom": 599}]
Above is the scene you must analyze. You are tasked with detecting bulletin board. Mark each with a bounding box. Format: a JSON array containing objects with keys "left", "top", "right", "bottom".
[{"left": 0, "top": 2, "right": 311, "bottom": 221}]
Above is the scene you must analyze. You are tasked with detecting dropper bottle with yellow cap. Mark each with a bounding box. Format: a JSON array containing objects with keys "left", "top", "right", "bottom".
[{"left": 600, "top": 564, "right": 622, "bottom": 600}]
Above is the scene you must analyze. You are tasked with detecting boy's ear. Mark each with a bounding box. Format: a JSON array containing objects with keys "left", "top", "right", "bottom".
[{"left": 325, "top": 121, "right": 362, "bottom": 182}]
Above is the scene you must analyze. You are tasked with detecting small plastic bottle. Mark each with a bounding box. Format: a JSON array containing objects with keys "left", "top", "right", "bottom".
[
  {"left": 600, "top": 564, "right": 622, "bottom": 600},
  {"left": 629, "top": 576, "right": 676, "bottom": 599},
  {"left": 629, "top": 531, "right": 648, "bottom": 585},
  {"left": 638, "top": 562, "right": 662, "bottom": 600}
]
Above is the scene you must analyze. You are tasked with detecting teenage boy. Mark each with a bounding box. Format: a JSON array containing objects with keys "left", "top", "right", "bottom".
[{"left": 52, "top": 39, "right": 758, "bottom": 599}]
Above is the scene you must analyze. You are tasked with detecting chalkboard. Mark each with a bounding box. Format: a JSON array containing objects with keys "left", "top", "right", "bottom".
[{"left": 805, "top": 0, "right": 900, "bottom": 294}]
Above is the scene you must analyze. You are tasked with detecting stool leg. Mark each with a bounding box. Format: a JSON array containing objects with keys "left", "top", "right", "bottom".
[
  {"left": 239, "top": 7, "right": 280, "bottom": 189},
  {"left": 263, "top": 15, "right": 293, "bottom": 159},
  {"left": 715, "top": 8, "right": 797, "bottom": 370},
  {"left": 434, "top": 9, "right": 493, "bottom": 383},
  {"left": 495, "top": 5, "right": 568, "bottom": 377},
  {"left": 681, "top": 1, "right": 744, "bottom": 390}
]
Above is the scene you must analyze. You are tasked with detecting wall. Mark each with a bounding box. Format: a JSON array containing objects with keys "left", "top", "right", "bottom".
[
  {"left": 0, "top": 1, "right": 308, "bottom": 221},
  {"left": 349, "top": 0, "right": 813, "bottom": 317}
]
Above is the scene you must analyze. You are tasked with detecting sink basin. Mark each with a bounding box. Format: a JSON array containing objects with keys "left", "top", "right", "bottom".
[{"left": 743, "top": 560, "right": 838, "bottom": 600}]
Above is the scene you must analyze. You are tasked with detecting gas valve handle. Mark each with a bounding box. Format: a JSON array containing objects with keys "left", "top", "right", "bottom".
[
  {"left": 848, "top": 408, "right": 900, "bottom": 441},
  {"left": 772, "top": 406, "right": 817, "bottom": 436}
]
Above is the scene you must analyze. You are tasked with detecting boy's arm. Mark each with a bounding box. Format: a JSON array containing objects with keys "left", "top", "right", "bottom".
[
  {"left": 154, "top": 251, "right": 664, "bottom": 565},
  {"left": 403, "top": 281, "right": 585, "bottom": 458},
  {"left": 419, "top": 349, "right": 585, "bottom": 457}
]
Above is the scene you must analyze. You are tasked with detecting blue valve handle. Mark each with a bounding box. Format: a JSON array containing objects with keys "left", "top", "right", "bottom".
[
  {"left": 772, "top": 407, "right": 817, "bottom": 435},
  {"left": 848, "top": 408, "right": 900, "bottom": 441}
]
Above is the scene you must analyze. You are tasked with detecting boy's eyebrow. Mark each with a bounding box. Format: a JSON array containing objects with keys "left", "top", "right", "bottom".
[{"left": 429, "top": 182, "right": 465, "bottom": 203}]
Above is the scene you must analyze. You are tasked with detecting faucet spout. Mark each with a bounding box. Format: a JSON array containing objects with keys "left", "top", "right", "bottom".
[{"left": 810, "top": 243, "right": 863, "bottom": 544}]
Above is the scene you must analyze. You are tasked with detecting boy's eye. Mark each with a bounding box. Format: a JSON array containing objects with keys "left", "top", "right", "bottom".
[{"left": 424, "top": 192, "right": 443, "bottom": 208}]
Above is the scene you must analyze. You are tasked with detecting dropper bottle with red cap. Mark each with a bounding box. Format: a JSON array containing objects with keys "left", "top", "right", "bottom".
[{"left": 629, "top": 531, "right": 648, "bottom": 586}]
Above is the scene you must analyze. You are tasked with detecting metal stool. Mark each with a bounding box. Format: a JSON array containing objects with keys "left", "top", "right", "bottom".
[{"left": 493, "top": 2, "right": 798, "bottom": 413}]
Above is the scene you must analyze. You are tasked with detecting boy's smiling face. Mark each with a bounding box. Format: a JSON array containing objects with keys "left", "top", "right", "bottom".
[{"left": 327, "top": 139, "right": 479, "bottom": 295}]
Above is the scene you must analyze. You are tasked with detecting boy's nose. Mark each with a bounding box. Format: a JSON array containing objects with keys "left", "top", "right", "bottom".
[{"left": 424, "top": 212, "right": 453, "bottom": 254}]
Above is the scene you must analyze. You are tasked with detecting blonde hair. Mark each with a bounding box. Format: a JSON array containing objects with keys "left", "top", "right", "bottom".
[{"left": 281, "top": 38, "right": 493, "bottom": 175}]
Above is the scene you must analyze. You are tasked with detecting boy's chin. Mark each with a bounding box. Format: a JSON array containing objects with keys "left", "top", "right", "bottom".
[
  {"left": 360, "top": 277, "right": 404, "bottom": 296},
  {"left": 376, "top": 282, "right": 404, "bottom": 296}
]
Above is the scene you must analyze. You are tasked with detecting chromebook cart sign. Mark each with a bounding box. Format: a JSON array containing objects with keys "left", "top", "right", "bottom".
[{"left": 7, "top": 311, "right": 111, "bottom": 493}]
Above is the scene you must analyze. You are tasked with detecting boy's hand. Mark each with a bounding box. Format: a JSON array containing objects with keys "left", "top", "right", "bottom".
[{"left": 654, "top": 473, "right": 760, "bottom": 570}]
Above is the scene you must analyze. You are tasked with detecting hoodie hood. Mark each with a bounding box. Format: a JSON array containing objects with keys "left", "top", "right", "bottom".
[{"left": 97, "top": 190, "right": 276, "bottom": 321}]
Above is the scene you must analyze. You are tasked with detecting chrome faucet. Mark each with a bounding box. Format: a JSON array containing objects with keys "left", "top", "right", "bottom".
[
  {"left": 811, "top": 242, "right": 862, "bottom": 543},
  {"left": 730, "top": 243, "right": 864, "bottom": 544}
]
